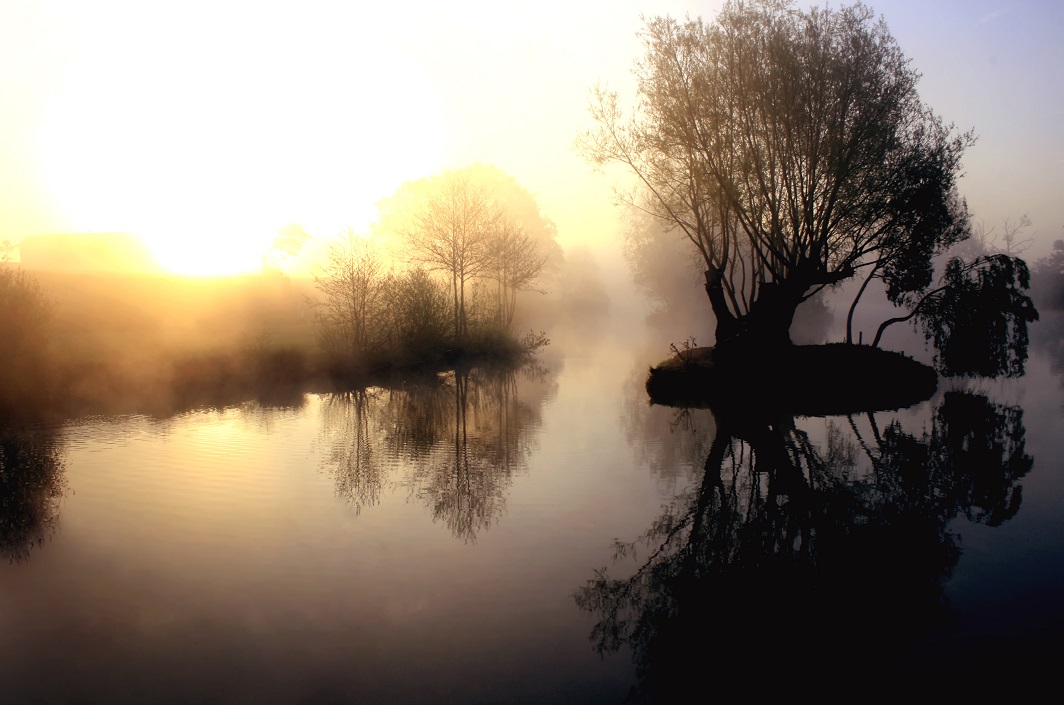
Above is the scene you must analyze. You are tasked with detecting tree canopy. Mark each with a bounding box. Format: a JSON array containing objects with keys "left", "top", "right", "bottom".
[
  {"left": 377, "top": 164, "right": 560, "bottom": 340},
  {"left": 581, "top": 0, "right": 1036, "bottom": 376}
]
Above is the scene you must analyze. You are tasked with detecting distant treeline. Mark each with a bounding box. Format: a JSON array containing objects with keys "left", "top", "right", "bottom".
[
  {"left": 0, "top": 264, "right": 312, "bottom": 420},
  {"left": 1032, "top": 239, "right": 1064, "bottom": 312},
  {"left": 310, "top": 232, "right": 548, "bottom": 377},
  {"left": 0, "top": 167, "right": 590, "bottom": 422},
  {"left": 306, "top": 165, "right": 564, "bottom": 375},
  {"left": 0, "top": 262, "right": 536, "bottom": 422}
]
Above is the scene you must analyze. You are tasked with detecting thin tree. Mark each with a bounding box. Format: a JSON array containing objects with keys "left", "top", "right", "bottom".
[
  {"left": 485, "top": 217, "right": 547, "bottom": 329},
  {"left": 313, "top": 229, "right": 386, "bottom": 360},
  {"left": 400, "top": 172, "right": 500, "bottom": 341}
]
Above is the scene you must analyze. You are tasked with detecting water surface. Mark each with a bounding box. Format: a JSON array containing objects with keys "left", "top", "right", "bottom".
[{"left": 2, "top": 322, "right": 1063, "bottom": 702}]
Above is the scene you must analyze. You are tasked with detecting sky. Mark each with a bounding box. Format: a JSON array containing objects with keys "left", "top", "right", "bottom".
[{"left": 1, "top": 0, "right": 1061, "bottom": 275}]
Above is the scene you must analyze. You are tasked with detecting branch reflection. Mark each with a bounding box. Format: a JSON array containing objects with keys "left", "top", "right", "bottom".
[
  {"left": 0, "top": 426, "right": 67, "bottom": 563},
  {"left": 320, "top": 364, "right": 554, "bottom": 540},
  {"left": 583, "top": 389, "right": 1030, "bottom": 697}
]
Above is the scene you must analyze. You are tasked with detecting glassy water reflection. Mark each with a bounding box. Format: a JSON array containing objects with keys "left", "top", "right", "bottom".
[
  {"left": 0, "top": 425, "right": 66, "bottom": 563},
  {"left": 320, "top": 367, "right": 550, "bottom": 539},
  {"left": 1, "top": 329, "right": 1062, "bottom": 702},
  {"left": 585, "top": 389, "right": 1035, "bottom": 698}
]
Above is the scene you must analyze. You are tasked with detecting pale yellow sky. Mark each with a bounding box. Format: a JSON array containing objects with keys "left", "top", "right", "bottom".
[{"left": 2, "top": 0, "right": 1061, "bottom": 274}]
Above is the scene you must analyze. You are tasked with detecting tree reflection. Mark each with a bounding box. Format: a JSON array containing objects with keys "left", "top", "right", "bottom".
[
  {"left": 320, "top": 389, "right": 390, "bottom": 514},
  {"left": 0, "top": 426, "right": 67, "bottom": 562},
  {"left": 320, "top": 365, "right": 551, "bottom": 540},
  {"left": 580, "top": 390, "right": 1030, "bottom": 697}
]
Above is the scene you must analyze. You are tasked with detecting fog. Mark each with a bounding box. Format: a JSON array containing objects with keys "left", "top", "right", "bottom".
[
  {"left": 0, "top": 237, "right": 616, "bottom": 419},
  {"left": 6, "top": 214, "right": 1062, "bottom": 424}
]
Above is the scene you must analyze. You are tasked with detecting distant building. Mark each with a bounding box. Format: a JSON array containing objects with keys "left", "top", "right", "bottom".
[{"left": 17, "top": 232, "right": 159, "bottom": 273}]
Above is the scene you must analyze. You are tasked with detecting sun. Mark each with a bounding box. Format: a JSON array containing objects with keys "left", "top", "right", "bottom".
[{"left": 36, "top": 6, "right": 446, "bottom": 276}]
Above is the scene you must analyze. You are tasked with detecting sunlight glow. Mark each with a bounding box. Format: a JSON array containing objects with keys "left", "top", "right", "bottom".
[
  {"left": 13, "top": 0, "right": 1063, "bottom": 270},
  {"left": 36, "top": 2, "right": 446, "bottom": 275}
]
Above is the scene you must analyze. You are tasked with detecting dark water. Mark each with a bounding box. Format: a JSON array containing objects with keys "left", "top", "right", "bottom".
[{"left": 1, "top": 321, "right": 1062, "bottom": 702}]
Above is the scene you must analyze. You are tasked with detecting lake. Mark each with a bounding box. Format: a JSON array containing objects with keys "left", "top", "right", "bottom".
[{"left": 2, "top": 315, "right": 1063, "bottom": 702}]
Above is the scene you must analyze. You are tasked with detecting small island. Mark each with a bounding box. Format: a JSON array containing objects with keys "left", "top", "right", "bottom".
[
  {"left": 646, "top": 343, "right": 938, "bottom": 416},
  {"left": 581, "top": 2, "right": 1038, "bottom": 407}
]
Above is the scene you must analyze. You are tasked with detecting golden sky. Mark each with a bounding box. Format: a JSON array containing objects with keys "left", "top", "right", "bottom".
[{"left": 2, "top": 0, "right": 1061, "bottom": 275}]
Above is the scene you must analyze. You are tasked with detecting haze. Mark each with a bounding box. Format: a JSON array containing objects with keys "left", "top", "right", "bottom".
[
  {"left": 3, "top": 3, "right": 1064, "bottom": 699},
  {"left": 2, "top": 0, "right": 1061, "bottom": 276}
]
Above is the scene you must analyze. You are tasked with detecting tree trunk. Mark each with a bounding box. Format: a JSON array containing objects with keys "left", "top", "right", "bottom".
[
  {"left": 452, "top": 274, "right": 461, "bottom": 340},
  {"left": 705, "top": 268, "right": 802, "bottom": 362},
  {"left": 459, "top": 275, "right": 467, "bottom": 340},
  {"left": 704, "top": 268, "right": 741, "bottom": 343}
]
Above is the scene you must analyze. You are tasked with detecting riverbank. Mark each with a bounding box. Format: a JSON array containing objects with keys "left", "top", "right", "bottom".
[{"left": 2, "top": 337, "right": 546, "bottom": 426}]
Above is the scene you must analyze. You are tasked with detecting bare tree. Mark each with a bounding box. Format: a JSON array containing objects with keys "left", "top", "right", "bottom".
[
  {"left": 379, "top": 165, "right": 559, "bottom": 342},
  {"left": 397, "top": 171, "right": 501, "bottom": 341},
  {"left": 312, "top": 229, "right": 386, "bottom": 360},
  {"left": 967, "top": 214, "right": 1035, "bottom": 258},
  {"left": 485, "top": 217, "right": 547, "bottom": 329}
]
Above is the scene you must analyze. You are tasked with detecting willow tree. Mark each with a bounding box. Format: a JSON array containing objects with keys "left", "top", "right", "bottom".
[{"left": 581, "top": 1, "right": 1035, "bottom": 375}]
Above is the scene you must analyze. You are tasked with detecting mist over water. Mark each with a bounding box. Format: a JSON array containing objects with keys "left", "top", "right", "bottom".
[
  {"left": 3, "top": 184, "right": 1064, "bottom": 700},
  {"left": 2, "top": 0, "right": 1062, "bottom": 697},
  {"left": 1, "top": 266, "right": 1063, "bottom": 701}
]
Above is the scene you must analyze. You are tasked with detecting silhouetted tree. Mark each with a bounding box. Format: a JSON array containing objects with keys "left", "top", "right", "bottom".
[
  {"left": 391, "top": 171, "right": 500, "bottom": 340},
  {"left": 898, "top": 255, "right": 1036, "bottom": 376},
  {"left": 379, "top": 165, "right": 559, "bottom": 339},
  {"left": 581, "top": 1, "right": 1036, "bottom": 376},
  {"left": 388, "top": 267, "right": 451, "bottom": 357},
  {"left": 312, "top": 229, "right": 387, "bottom": 361},
  {"left": 484, "top": 217, "right": 547, "bottom": 328},
  {"left": 454, "top": 163, "right": 564, "bottom": 285},
  {"left": 624, "top": 207, "right": 834, "bottom": 341}
]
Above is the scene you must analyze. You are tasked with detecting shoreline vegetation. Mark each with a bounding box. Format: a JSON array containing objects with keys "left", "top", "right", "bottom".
[
  {"left": 0, "top": 267, "right": 550, "bottom": 426},
  {"left": 2, "top": 164, "right": 569, "bottom": 426}
]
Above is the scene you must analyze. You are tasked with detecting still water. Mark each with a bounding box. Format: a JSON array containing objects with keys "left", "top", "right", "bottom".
[{"left": 2, "top": 319, "right": 1063, "bottom": 702}]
